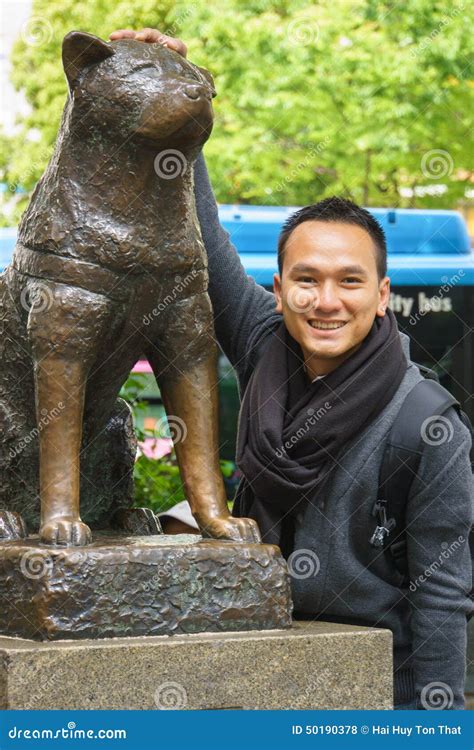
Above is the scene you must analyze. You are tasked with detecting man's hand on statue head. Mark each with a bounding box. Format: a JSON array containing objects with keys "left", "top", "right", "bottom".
[{"left": 109, "top": 28, "right": 188, "bottom": 58}]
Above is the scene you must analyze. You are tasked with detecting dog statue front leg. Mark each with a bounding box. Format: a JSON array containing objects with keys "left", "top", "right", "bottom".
[
  {"left": 34, "top": 355, "right": 91, "bottom": 545},
  {"left": 26, "top": 278, "right": 113, "bottom": 546},
  {"left": 157, "top": 358, "right": 261, "bottom": 543},
  {"left": 147, "top": 292, "right": 261, "bottom": 544}
]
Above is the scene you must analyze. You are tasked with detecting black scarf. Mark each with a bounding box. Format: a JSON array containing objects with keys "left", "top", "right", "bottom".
[{"left": 233, "top": 309, "right": 407, "bottom": 552}]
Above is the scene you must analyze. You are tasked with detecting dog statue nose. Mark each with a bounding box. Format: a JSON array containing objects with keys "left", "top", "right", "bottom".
[{"left": 184, "top": 83, "right": 211, "bottom": 101}]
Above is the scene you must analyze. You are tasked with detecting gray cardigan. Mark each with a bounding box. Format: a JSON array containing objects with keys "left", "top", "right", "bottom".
[{"left": 193, "top": 153, "right": 473, "bottom": 709}]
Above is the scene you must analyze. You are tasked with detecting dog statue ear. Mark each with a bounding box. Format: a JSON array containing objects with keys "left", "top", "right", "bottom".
[
  {"left": 196, "top": 65, "right": 217, "bottom": 98},
  {"left": 62, "top": 31, "right": 115, "bottom": 91}
]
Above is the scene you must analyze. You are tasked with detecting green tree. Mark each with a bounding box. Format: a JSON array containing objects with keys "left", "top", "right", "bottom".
[{"left": 1, "top": 0, "right": 472, "bottom": 225}]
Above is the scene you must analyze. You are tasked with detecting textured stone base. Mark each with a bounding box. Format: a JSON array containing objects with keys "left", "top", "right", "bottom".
[
  {"left": 0, "top": 621, "right": 393, "bottom": 709},
  {"left": 0, "top": 533, "right": 292, "bottom": 640}
]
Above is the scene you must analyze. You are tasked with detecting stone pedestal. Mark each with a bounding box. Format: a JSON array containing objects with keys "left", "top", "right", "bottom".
[
  {"left": 0, "top": 534, "right": 292, "bottom": 640},
  {"left": 0, "top": 621, "right": 393, "bottom": 709}
]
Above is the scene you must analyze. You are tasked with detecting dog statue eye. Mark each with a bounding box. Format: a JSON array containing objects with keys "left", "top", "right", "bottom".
[{"left": 131, "top": 63, "right": 158, "bottom": 75}]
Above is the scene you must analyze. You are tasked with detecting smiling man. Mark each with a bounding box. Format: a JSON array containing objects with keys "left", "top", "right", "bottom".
[
  {"left": 111, "top": 28, "right": 473, "bottom": 712},
  {"left": 198, "top": 187, "right": 472, "bottom": 713},
  {"left": 273, "top": 204, "right": 390, "bottom": 378}
]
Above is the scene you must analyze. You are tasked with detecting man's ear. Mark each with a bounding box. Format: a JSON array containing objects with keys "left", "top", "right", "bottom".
[
  {"left": 274, "top": 272, "right": 283, "bottom": 314},
  {"left": 376, "top": 276, "right": 391, "bottom": 317},
  {"left": 62, "top": 31, "right": 115, "bottom": 92}
]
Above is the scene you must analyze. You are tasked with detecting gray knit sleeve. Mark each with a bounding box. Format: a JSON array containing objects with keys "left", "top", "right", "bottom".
[
  {"left": 405, "top": 408, "right": 473, "bottom": 709},
  {"left": 193, "top": 152, "right": 281, "bottom": 385}
]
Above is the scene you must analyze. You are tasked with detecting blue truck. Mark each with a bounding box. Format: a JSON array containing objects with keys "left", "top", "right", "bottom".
[{"left": 1, "top": 207, "right": 473, "bottom": 459}]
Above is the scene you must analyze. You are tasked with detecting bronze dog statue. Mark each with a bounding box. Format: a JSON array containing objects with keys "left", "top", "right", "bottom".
[{"left": 0, "top": 31, "right": 260, "bottom": 547}]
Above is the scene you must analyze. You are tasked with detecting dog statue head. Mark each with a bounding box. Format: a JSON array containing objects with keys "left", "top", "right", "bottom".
[{"left": 62, "top": 31, "right": 216, "bottom": 150}]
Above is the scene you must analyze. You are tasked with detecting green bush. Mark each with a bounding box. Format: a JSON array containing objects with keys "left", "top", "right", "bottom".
[
  {"left": 134, "top": 452, "right": 186, "bottom": 514},
  {"left": 119, "top": 372, "right": 236, "bottom": 514}
]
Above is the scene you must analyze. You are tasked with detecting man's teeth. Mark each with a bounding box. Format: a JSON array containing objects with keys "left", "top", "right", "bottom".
[{"left": 309, "top": 321, "right": 346, "bottom": 330}]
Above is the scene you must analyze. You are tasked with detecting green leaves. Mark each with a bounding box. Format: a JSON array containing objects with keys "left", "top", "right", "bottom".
[
  {"left": 2, "top": 0, "right": 472, "bottom": 222},
  {"left": 133, "top": 453, "right": 186, "bottom": 514},
  {"left": 120, "top": 372, "right": 237, "bottom": 513}
]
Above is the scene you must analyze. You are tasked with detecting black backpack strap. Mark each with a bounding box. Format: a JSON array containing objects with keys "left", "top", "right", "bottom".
[
  {"left": 416, "top": 363, "right": 441, "bottom": 382},
  {"left": 371, "top": 379, "right": 463, "bottom": 584}
]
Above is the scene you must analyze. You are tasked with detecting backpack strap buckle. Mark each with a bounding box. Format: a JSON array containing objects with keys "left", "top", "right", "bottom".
[{"left": 370, "top": 499, "right": 396, "bottom": 548}]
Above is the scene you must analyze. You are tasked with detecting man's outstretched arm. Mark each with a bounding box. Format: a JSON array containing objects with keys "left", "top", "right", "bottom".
[{"left": 193, "top": 152, "right": 281, "bottom": 381}]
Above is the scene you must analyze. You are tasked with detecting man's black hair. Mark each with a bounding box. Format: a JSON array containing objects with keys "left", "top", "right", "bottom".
[{"left": 277, "top": 196, "right": 387, "bottom": 280}]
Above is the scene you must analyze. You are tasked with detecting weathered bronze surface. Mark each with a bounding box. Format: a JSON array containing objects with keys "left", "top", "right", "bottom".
[
  {"left": 0, "top": 535, "right": 291, "bottom": 640},
  {"left": 0, "top": 31, "right": 261, "bottom": 547}
]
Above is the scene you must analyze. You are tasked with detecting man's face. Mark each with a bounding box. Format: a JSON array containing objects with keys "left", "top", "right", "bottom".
[{"left": 273, "top": 220, "right": 390, "bottom": 377}]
